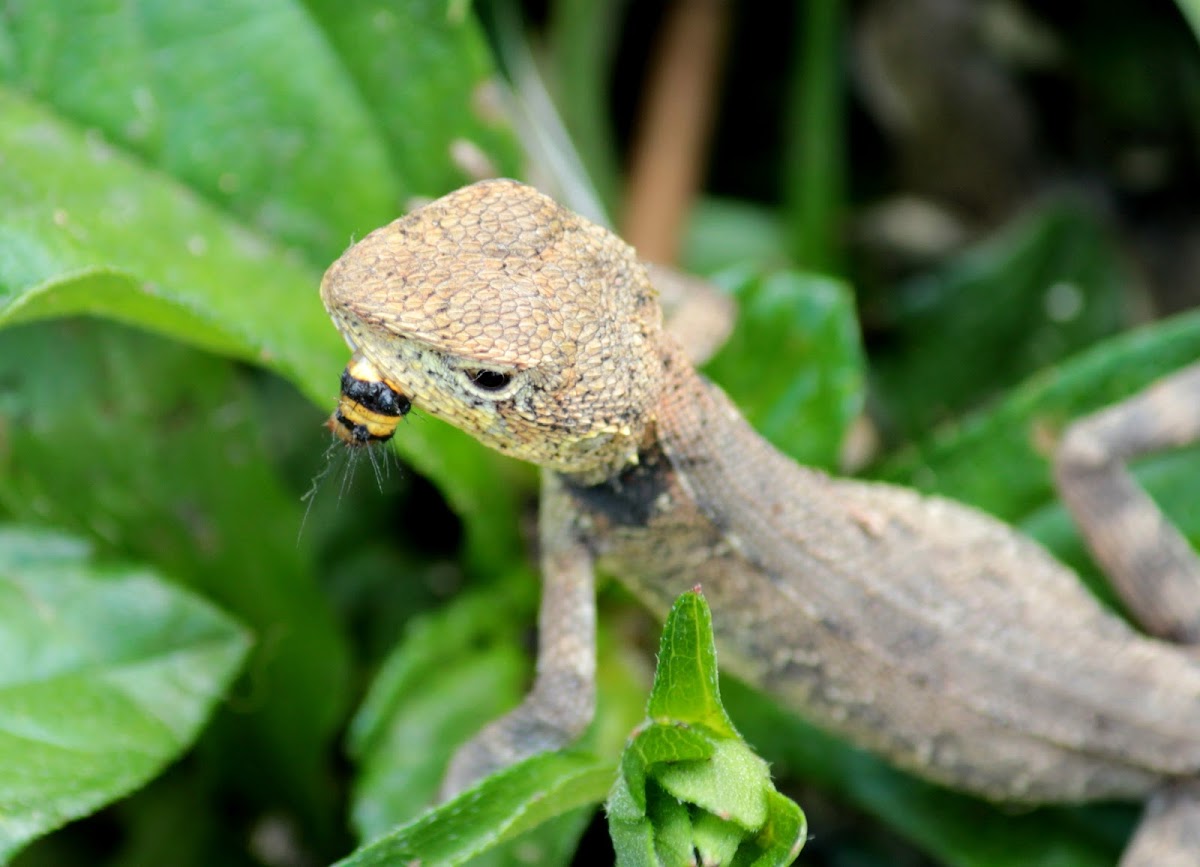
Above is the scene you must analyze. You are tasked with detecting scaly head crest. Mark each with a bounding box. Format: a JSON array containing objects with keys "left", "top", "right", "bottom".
[{"left": 320, "top": 179, "right": 665, "bottom": 482}]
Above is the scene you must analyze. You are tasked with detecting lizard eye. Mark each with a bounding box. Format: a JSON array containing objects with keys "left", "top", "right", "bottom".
[{"left": 461, "top": 368, "right": 516, "bottom": 395}]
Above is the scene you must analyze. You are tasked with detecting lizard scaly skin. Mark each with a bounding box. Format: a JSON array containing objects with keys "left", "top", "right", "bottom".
[{"left": 321, "top": 179, "right": 1200, "bottom": 848}]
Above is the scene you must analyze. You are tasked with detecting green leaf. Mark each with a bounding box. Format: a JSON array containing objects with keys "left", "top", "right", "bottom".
[
  {"left": 334, "top": 751, "right": 615, "bottom": 867},
  {"left": 1, "top": 0, "right": 392, "bottom": 260},
  {"left": 682, "top": 198, "right": 791, "bottom": 276},
  {"left": 1178, "top": 0, "right": 1200, "bottom": 41},
  {"left": 351, "top": 651, "right": 530, "bottom": 841},
  {"left": 704, "top": 270, "right": 865, "bottom": 468},
  {"left": 1, "top": 0, "right": 517, "bottom": 261},
  {"left": 873, "top": 201, "right": 1128, "bottom": 437},
  {"left": 301, "top": 0, "right": 522, "bottom": 210},
  {"left": 0, "top": 320, "right": 349, "bottom": 822},
  {"left": 620, "top": 725, "right": 715, "bottom": 813},
  {"left": 647, "top": 590, "right": 738, "bottom": 737},
  {"left": 646, "top": 781, "right": 696, "bottom": 865},
  {"left": 0, "top": 525, "right": 251, "bottom": 861},
  {"left": 0, "top": 88, "right": 331, "bottom": 386},
  {"left": 0, "top": 2, "right": 527, "bottom": 567},
  {"left": 693, "top": 811, "right": 743, "bottom": 866},
  {"left": 611, "top": 591, "right": 804, "bottom": 867},
  {"left": 626, "top": 725, "right": 716, "bottom": 767},
  {"left": 0, "top": 87, "right": 524, "bottom": 566},
  {"left": 347, "top": 581, "right": 534, "bottom": 839},
  {"left": 345, "top": 582, "right": 648, "bottom": 863},
  {"left": 877, "top": 308, "right": 1200, "bottom": 523},
  {"left": 654, "top": 739, "right": 769, "bottom": 832},
  {"left": 739, "top": 792, "right": 807, "bottom": 867},
  {"left": 609, "top": 778, "right": 695, "bottom": 867},
  {"left": 606, "top": 781, "right": 657, "bottom": 861}
]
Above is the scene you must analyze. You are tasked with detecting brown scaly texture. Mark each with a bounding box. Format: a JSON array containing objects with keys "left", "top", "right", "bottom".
[
  {"left": 321, "top": 180, "right": 1200, "bottom": 843},
  {"left": 644, "top": 355, "right": 1200, "bottom": 801}
]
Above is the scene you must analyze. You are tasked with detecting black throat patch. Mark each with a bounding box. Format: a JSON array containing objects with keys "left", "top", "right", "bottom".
[{"left": 563, "top": 444, "right": 673, "bottom": 530}]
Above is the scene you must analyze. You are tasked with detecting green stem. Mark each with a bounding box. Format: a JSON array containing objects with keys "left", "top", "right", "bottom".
[{"left": 784, "top": 0, "right": 845, "bottom": 274}]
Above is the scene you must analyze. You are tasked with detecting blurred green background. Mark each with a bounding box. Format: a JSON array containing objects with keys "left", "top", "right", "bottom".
[{"left": 1, "top": 0, "right": 1199, "bottom": 865}]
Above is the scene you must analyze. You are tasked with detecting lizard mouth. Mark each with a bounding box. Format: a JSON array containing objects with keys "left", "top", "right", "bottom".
[{"left": 326, "top": 352, "right": 411, "bottom": 447}]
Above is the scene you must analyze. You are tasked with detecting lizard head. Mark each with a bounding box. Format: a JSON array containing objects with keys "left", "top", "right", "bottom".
[{"left": 320, "top": 179, "right": 666, "bottom": 482}]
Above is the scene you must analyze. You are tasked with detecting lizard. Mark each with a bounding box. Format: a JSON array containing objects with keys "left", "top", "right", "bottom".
[{"left": 319, "top": 178, "right": 1200, "bottom": 864}]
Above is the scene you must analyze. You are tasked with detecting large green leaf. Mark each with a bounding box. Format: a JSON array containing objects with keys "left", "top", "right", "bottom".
[
  {"left": 0, "top": 0, "right": 516, "bottom": 262},
  {"left": 0, "top": 526, "right": 250, "bottom": 862},
  {"left": 301, "top": 0, "right": 521, "bottom": 205},
  {"left": 0, "top": 320, "right": 348, "bottom": 822},
  {"left": 0, "top": 88, "right": 326, "bottom": 378},
  {"left": 0, "top": 0, "right": 527, "bottom": 566}
]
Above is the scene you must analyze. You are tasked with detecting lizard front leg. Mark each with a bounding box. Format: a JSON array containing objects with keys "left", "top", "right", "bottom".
[
  {"left": 1055, "top": 361, "right": 1200, "bottom": 865},
  {"left": 440, "top": 472, "right": 597, "bottom": 798}
]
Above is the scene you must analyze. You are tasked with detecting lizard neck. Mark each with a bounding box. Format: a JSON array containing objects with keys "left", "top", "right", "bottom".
[
  {"left": 556, "top": 336, "right": 688, "bottom": 488},
  {"left": 650, "top": 339, "right": 835, "bottom": 518}
]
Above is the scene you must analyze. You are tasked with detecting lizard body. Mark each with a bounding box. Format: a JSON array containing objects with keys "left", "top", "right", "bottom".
[
  {"left": 321, "top": 179, "right": 1200, "bottom": 857},
  {"left": 558, "top": 362, "right": 1200, "bottom": 803}
]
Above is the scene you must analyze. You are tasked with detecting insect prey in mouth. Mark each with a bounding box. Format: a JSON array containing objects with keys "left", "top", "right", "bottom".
[
  {"left": 300, "top": 353, "right": 413, "bottom": 538},
  {"left": 326, "top": 352, "right": 411, "bottom": 447}
]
